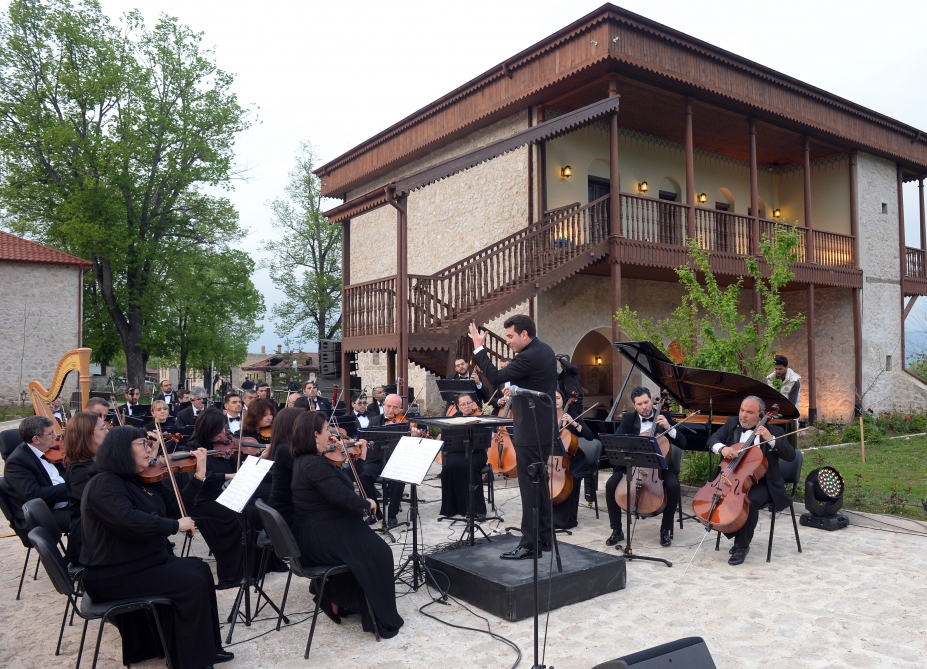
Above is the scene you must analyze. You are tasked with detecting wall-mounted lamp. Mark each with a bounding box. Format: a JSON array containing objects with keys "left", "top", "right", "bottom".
[
  {"left": 595, "top": 355, "right": 603, "bottom": 365},
  {"left": 560, "top": 165, "right": 573, "bottom": 178},
  {"left": 698, "top": 193, "right": 708, "bottom": 204},
  {"left": 773, "top": 208, "right": 782, "bottom": 219},
  {"left": 637, "top": 181, "right": 648, "bottom": 194}
]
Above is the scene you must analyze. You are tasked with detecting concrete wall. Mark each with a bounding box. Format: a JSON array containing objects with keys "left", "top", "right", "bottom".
[{"left": 0, "top": 262, "right": 83, "bottom": 405}]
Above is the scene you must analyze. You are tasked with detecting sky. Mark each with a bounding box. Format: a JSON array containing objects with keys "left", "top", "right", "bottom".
[{"left": 51, "top": 0, "right": 927, "bottom": 354}]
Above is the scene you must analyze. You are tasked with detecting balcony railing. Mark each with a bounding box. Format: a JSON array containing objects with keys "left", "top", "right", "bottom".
[
  {"left": 906, "top": 246, "right": 926, "bottom": 279},
  {"left": 342, "top": 276, "right": 396, "bottom": 338}
]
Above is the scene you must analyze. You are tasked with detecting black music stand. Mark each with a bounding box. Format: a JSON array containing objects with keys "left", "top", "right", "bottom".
[
  {"left": 358, "top": 423, "right": 410, "bottom": 542},
  {"left": 413, "top": 416, "right": 513, "bottom": 547},
  {"left": 435, "top": 379, "right": 480, "bottom": 405},
  {"left": 600, "top": 434, "right": 673, "bottom": 568}
]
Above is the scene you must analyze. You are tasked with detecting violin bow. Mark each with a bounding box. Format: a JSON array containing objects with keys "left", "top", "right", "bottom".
[
  {"left": 110, "top": 380, "right": 125, "bottom": 427},
  {"left": 559, "top": 403, "right": 600, "bottom": 430},
  {"left": 329, "top": 388, "right": 369, "bottom": 506},
  {"left": 154, "top": 420, "right": 188, "bottom": 520}
]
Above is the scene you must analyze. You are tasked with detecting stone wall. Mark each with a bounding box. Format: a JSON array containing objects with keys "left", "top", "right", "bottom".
[{"left": 0, "top": 262, "right": 82, "bottom": 405}]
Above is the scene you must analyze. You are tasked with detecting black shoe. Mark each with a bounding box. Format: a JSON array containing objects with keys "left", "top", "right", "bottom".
[
  {"left": 319, "top": 598, "right": 341, "bottom": 624},
  {"left": 660, "top": 529, "right": 672, "bottom": 547},
  {"left": 366, "top": 515, "right": 378, "bottom": 525},
  {"left": 215, "top": 650, "right": 234, "bottom": 664},
  {"left": 605, "top": 529, "right": 625, "bottom": 546},
  {"left": 387, "top": 517, "right": 399, "bottom": 529},
  {"left": 728, "top": 546, "right": 749, "bottom": 565},
  {"left": 475, "top": 513, "right": 487, "bottom": 522},
  {"left": 729, "top": 545, "right": 736, "bottom": 555},
  {"left": 500, "top": 546, "right": 535, "bottom": 560}
]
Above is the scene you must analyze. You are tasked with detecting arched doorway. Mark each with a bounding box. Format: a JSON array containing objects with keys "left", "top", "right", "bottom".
[{"left": 572, "top": 330, "right": 613, "bottom": 415}]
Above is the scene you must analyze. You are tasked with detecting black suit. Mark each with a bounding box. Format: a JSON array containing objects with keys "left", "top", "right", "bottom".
[
  {"left": 154, "top": 392, "right": 175, "bottom": 404},
  {"left": 707, "top": 416, "right": 794, "bottom": 548},
  {"left": 366, "top": 398, "right": 385, "bottom": 418},
  {"left": 357, "top": 413, "right": 386, "bottom": 505},
  {"left": 4, "top": 443, "right": 69, "bottom": 532},
  {"left": 307, "top": 396, "right": 332, "bottom": 412},
  {"left": 175, "top": 406, "right": 200, "bottom": 427},
  {"left": 119, "top": 402, "right": 141, "bottom": 417},
  {"left": 447, "top": 371, "right": 489, "bottom": 410},
  {"left": 474, "top": 337, "right": 558, "bottom": 548},
  {"left": 605, "top": 410, "right": 686, "bottom": 533}
]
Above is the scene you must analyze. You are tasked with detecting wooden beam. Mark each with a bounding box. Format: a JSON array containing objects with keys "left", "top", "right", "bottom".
[
  {"left": 804, "top": 137, "right": 815, "bottom": 263},
  {"left": 749, "top": 119, "right": 760, "bottom": 254},
  {"left": 609, "top": 76, "right": 623, "bottom": 402},
  {"left": 685, "top": 100, "right": 695, "bottom": 239},
  {"left": 903, "top": 295, "right": 919, "bottom": 321},
  {"left": 899, "top": 164, "right": 907, "bottom": 368},
  {"left": 920, "top": 177, "right": 926, "bottom": 251},
  {"left": 849, "top": 152, "right": 862, "bottom": 413},
  {"left": 806, "top": 283, "right": 817, "bottom": 423},
  {"left": 341, "top": 220, "right": 351, "bottom": 393}
]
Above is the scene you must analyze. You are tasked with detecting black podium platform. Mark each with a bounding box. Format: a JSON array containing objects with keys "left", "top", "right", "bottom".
[{"left": 423, "top": 534, "right": 626, "bottom": 621}]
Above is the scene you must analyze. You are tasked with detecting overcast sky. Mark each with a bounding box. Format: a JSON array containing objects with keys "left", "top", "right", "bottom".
[{"left": 80, "top": 0, "right": 927, "bottom": 353}]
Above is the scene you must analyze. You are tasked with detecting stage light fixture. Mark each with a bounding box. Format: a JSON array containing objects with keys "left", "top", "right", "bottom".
[
  {"left": 560, "top": 165, "right": 573, "bottom": 178},
  {"left": 800, "top": 466, "right": 849, "bottom": 531}
]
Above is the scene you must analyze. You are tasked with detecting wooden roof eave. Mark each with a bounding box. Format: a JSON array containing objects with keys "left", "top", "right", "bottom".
[{"left": 324, "top": 95, "right": 620, "bottom": 223}]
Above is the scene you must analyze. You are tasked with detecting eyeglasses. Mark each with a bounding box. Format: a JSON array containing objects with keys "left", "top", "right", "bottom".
[
  {"left": 355, "top": 400, "right": 368, "bottom": 404},
  {"left": 132, "top": 440, "right": 152, "bottom": 450},
  {"left": 95, "top": 425, "right": 109, "bottom": 432},
  {"left": 193, "top": 397, "right": 206, "bottom": 402}
]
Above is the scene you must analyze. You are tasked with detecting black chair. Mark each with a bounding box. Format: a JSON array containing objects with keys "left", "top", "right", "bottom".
[
  {"left": 252, "top": 529, "right": 275, "bottom": 616},
  {"left": 254, "top": 499, "right": 379, "bottom": 656},
  {"left": 28, "top": 527, "right": 173, "bottom": 669},
  {"left": 1, "top": 428, "right": 22, "bottom": 461},
  {"left": 23, "top": 497, "right": 67, "bottom": 553},
  {"left": 671, "top": 445, "right": 684, "bottom": 534},
  {"left": 0, "top": 476, "right": 35, "bottom": 599},
  {"left": 481, "top": 464, "right": 496, "bottom": 512},
  {"left": 714, "top": 450, "right": 804, "bottom": 562},
  {"left": 577, "top": 437, "right": 603, "bottom": 518}
]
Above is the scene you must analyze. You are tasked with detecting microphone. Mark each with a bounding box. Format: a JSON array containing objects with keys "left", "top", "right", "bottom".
[{"left": 509, "top": 385, "right": 548, "bottom": 399}]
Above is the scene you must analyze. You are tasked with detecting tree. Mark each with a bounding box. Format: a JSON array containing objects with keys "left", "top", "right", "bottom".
[
  {"left": 615, "top": 224, "right": 806, "bottom": 380},
  {"left": 0, "top": 0, "right": 252, "bottom": 386},
  {"left": 261, "top": 142, "right": 342, "bottom": 344}
]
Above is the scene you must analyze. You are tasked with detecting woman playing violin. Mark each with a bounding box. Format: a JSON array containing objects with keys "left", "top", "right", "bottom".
[
  {"left": 241, "top": 397, "right": 276, "bottom": 445},
  {"left": 144, "top": 399, "right": 176, "bottom": 439},
  {"left": 551, "top": 389, "right": 594, "bottom": 531},
  {"left": 63, "top": 411, "right": 108, "bottom": 566},
  {"left": 291, "top": 411, "right": 403, "bottom": 638}
]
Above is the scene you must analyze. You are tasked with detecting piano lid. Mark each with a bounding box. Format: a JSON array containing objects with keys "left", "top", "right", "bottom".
[{"left": 615, "top": 341, "right": 799, "bottom": 419}]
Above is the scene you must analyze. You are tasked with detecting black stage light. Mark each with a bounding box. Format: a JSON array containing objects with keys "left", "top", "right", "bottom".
[{"left": 800, "top": 466, "right": 850, "bottom": 531}]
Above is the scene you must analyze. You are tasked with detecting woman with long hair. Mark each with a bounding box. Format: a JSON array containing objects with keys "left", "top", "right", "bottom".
[
  {"left": 241, "top": 397, "right": 276, "bottom": 445},
  {"left": 80, "top": 426, "right": 232, "bottom": 669},
  {"left": 291, "top": 411, "right": 403, "bottom": 638},
  {"left": 62, "top": 411, "right": 108, "bottom": 565},
  {"left": 264, "top": 407, "right": 304, "bottom": 528}
]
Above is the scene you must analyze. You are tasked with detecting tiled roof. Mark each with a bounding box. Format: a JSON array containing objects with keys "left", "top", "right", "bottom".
[{"left": 0, "top": 230, "right": 92, "bottom": 268}]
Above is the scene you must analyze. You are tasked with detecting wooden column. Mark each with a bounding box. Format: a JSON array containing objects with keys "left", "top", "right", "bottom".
[
  {"left": 387, "top": 352, "right": 396, "bottom": 386},
  {"left": 685, "top": 100, "right": 695, "bottom": 238},
  {"left": 803, "top": 137, "right": 814, "bottom": 262},
  {"left": 898, "top": 164, "right": 906, "bottom": 368},
  {"left": 341, "top": 220, "right": 351, "bottom": 393},
  {"left": 609, "top": 76, "right": 623, "bottom": 400},
  {"left": 527, "top": 108, "right": 534, "bottom": 226},
  {"left": 538, "top": 105, "right": 547, "bottom": 216},
  {"left": 396, "top": 195, "right": 409, "bottom": 406},
  {"left": 920, "top": 177, "right": 926, "bottom": 251},
  {"left": 749, "top": 119, "right": 762, "bottom": 316},
  {"left": 803, "top": 137, "right": 816, "bottom": 421},
  {"left": 849, "top": 152, "right": 862, "bottom": 412}
]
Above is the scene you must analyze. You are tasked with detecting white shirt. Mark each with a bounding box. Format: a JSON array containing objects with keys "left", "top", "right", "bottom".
[
  {"left": 27, "top": 444, "right": 67, "bottom": 509},
  {"left": 227, "top": 415, "right": 242, "bottom": 433},
  {"left": 640, "top": 414, "right": 676, "bottom": 440},
  {"left": 354, "top": 412, "right": 370, "bottom": 429},
  {"left": 710, "top": 427, "right": 775, "bottom": 455},
  {"left": 162, "top": 393, "right": 174, "bottom": 404}
]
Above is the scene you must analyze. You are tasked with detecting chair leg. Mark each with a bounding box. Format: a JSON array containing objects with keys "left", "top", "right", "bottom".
[
  {"left": 90, "top": 613, "right": 108, "bottom": 669},
  {"left": 276, "top": 569, "right": 293, "bottom": 631},
  {"left": 147, "top": 604, "right": 173, "bottom": 669},
  {"left": 56, "top": 595, "right": 71, "bottom": 655},
  {"left": 16, "top": 547, "right": 31, "bottom": 600},
  {"left": 593, "top": 486, "right": 599, "bottom": 519},
  {"left": 767, "top": 509, "right": 777, "bottom": 563},
  {"left": 714, "top": 531, "right": 721, "bottom": 551},
  {"left": 366, "top": 597, "right": 381, "bottom": 642},
  {"left": 33, "top": 553, "right": 41, "bottom": 579},
  {"left": 304, "top": 574, "right": 329, "bottom": 659},
  {"left": 253, "top": 546, "right": 271, "bottom": 615},
  {"left": 75, "top": 618, "right": 89, "bottom": 669},
  {"left": 790, "top": 502, "right": 802, "bottom": 553}
]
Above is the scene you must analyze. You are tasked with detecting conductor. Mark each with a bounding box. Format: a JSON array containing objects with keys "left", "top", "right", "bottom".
[{"left": 469, "top": 315, "right": 558, "bottom": 560}]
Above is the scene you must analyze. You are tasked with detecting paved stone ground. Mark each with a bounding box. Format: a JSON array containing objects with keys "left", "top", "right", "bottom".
[{"left": 2, "top": 455, "right": 926, "bottom": 669}]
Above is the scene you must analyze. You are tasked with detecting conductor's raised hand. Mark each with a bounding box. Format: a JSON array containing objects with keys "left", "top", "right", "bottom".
[{"left": 468, "top": 321, "right": 487, "bottom": 349}]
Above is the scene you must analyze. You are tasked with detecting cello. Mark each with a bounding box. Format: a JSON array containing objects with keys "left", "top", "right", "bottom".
[
  {"left": 691, "top": 404, "right": 780, "bottom": 533},
  {"left": 547, "top": 391, "right": 580, "bottom": 505},
  {"left": 616, "top": 389, "right": 670, "bottom": 518},
  {"left": 490, "top": 392, "right": 517, "bottom": 478}
]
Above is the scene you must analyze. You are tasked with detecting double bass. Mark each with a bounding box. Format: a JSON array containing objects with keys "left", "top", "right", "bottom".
[
  {"left": 692, "top": 404, "right": 780, "bottom": 533},
  {"left": 616, "top": 390, "right": 670, "bottom": 518}
]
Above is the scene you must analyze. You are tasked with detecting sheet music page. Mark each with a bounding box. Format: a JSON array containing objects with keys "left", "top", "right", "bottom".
[
  {"left": 426, "top": 416, "right": 485, "bottom": 426},
  {"left": 381, "top": 436, "right": 443, "bottom": 486},
  {"left": 216, "top": 455, "right": 274, "bottom": 513}
]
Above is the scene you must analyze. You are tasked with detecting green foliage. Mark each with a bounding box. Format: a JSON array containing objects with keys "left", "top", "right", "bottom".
[
  {"left": 614, "top": 225, "right": 805, "bottom": 380},
  {"left": 907, "top": 351, "right": 927, "bottom": 381},
  {"left": 260, "top": 142, "right": 341, "bottom": 344},
  {"left": 679, "top": 451, "right": 713, "bottom": 486},
  {"left": 0, "top": 0, "right": 253, "bottom": 385}
]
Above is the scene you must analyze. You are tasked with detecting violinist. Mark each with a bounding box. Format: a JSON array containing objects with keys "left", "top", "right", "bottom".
[
  {"left": 241, "top": 397, "right": 277, "bottom": 445},
  {"left": 144, "top": 400, "right": 176, "bottom": 441},
  {"left": 286, "top": 392, "right": 303, "bottom": 408},
  {"left": 303, "top": 380, "right": 332, "bottom": 411},
  {"left": 265, "top": 407, "right": 305, "bottom": 529},
  {"left": 551, "top": 389, "right": 594, "bottom": 531},
  {"left": 176, "top": 386, "right": 208, "bottom": 426},
  {"left": 85, "top": 397, "right": 111, "bottom": 423},
  {"left": 79, "top": 426, "right": 233, "bottom": 669},
  {"left": 290, "top": 411, "right": 403, "bottom": 638},
  {"left": 358, "top": 392, "right": 403, "bottom": 522},
  {"left": 706, "top": 395, "right": 792, "bottom": 565},
  {"left": 63, "top": 411, "right": 108, "bottom": 566},
  {"left": 223, "top": 392, "right": 243, "bottom": 435},
  {"left": 242, "top": 389, "right": 258, "bottom": 410},
  {"left": 5, "top": 416, "right": 69, "bottom": 533},
  {"left": 380, "top": 394, "right": 428, "bottom": 528},
  {"left": 605, "top": 387, "right": 685, "bottom": 548},
  {"left": 439, "top": 394, "right": 490, "bottom": 520}
]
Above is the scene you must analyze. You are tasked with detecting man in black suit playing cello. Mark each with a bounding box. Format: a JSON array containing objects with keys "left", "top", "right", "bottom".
[
  {"left": 469, "top": 315, "right": 558, "bottom": 560},
  {"left": 706, "top": 395, "right": 794, "bottom": 565}
]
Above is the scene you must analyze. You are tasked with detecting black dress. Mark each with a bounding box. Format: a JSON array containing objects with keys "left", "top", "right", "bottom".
[
  {"left": 291, "top": 453, "right": 403, "bottom": 639},
  {"left": 439, "top": 426, "right": 490, "bottom": 518},
  {"left": 552, "top": 418, "right": 593, "bottom": 530},
  {"left": 64, "top": 459, "right": 93, "bottom": 566},
  {"left": 79, "top": 470, "right": 223, "bottom": 669},
  {"left": 267, "top": 442, "right": 296, "bottom": 527}
]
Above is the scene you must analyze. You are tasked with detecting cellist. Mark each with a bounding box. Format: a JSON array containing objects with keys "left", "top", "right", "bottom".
[
  {"left": 604, "top": 387, "right": 685, "bottom": 548},
  {"left": 706, "top": 395, "right": 792, "bottom": 565},
  {"left": 551, "top": 389, "right": 593, "bottom": 531}
]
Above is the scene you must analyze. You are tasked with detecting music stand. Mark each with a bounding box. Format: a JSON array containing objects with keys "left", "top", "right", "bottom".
[
  {"left": 413, "top": 416, "right": 513, "bottom": 546},
  {"left": 358, "top": 423, "right": 411, "bottom": 542},
  {"left": 600, "top": 434, "right": 673, "bottom": 568},
  {"left": 435, "top": 379, "right": 479, "bottom": 405}
]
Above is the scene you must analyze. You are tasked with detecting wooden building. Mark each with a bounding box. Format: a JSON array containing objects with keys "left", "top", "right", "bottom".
[{"left": 316, "top": 4, "right": 927, "bottom": 421}]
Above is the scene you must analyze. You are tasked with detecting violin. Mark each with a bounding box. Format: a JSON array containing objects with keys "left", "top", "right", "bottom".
[
  {"left": 259, "top": 425, "right": 272, "bottom": 441},
  {"left": 212, "top": 435, "right": 265, "bottom": 458},
  {"left": 616, "top": 389, "right": 670, "bottom": 518},
  {"left": 692, "top": 404, "right": 780, "bottom": 533},
  {"left": 44, "top": 437, "right": 66, "bottom": 464},
  {"left": 548, "top": 391, "right": 580, "bottom": 504},
  {"left": 138, "top": 451, "right": 198, "bottom": 483},
  {"left": 321, "top": 441, "right": 362, "bottom": 465}
]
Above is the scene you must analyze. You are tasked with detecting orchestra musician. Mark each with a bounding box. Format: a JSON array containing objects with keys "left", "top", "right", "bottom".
[
  {"left": 290, "top": 411, "right": 403, "bottom": 638},
  {"left": 303, "top": 381, "right": 332, "bottom": 412},
  {"left": 79, "top": 426, "right": 233, "bottom": 669},
  {"left": 349, "top": 393, "right": 371, "bottom": 435},
  {"left": 241, "top": 397, "right": 277, "bottom": 444},
  {"left": 556, "top": 354, "right": 583, "bottom": 418},
  {"left": 63, "top": 411, "right": 108, "bottom": 566},
  {"left": 223, "top": 392, "right": 243, "bottom": 436},
  {"left": 379, "top": 394, "right": 427, "bottom": 528},
  {"left": 551, "top": 389, "right": 593, "bottom": 531},
  {"left": 119, "top": 386, "right": 141, "bottom": 417},
  {"left": 286, "top": 392, "right": 303, "bottom": 408},
  {"left": 154, "top": 379, "right": 175, "bottom": 405},
  {"left": 366, "top": 386, "right": 386, "bottom": 418},
  {"left": 84, "top": 397, "right": 111, "bottom": 423},
  {"left": 255, "top": 382, "right": 272, "bottom": 401},
  {"left": 448, "top": 357, "right": 489, "bottom": 410},
  {"left": 706, "top": 395, "right": 792, "bottom": 565},
  {"left": 265, "top": 407, "right": 305, "bottom": 529},
  {"left": 469, "top": 315, "right": 559, "bottom": 560},
  {"left": 604, "top": 387, "right": 685, "bottom": 548},
  {"left": 439, "top": 394, "right": 489, "bottom": 520},
  {"left": 4, "top": 416, "right": 69, "bottom": 533},
  {"left": 242, "top": 389, "right": 258, "bottom": 410},
  {"left": 176, "top": 386, "right": 208, "bottom": 426},
  {"left": 144, "top": 399, "right": 176, "bottom": 439}
]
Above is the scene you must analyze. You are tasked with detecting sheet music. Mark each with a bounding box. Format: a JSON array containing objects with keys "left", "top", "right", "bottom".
[
  {"left": 216, "top": 455, "right": 274, "bottom": 513},
  {"left": 425, "top": 416, "right": 485, "bottom": 426},
  {"left": 381, "top": 436, "right": 443, "bottom": 486}
]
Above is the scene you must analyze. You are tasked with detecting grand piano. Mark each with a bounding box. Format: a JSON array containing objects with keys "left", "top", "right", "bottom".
[{"left": 587, "top": 341, "right": 800, "bottom": 452}]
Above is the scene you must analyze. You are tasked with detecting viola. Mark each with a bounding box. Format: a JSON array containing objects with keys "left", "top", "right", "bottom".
[
  {"left": 212, "top": 436, "right": 265, "bottom": 458},
  {"left": 616, "top": 389, "right": 670, "bottom": 518},
  {"left": 321, "top": 441, "right": 362, "bottom": 465},
  {"left": 692, "top": 405, "right": 780, "bottom": 533},
  {"left": 548, "top": 391, "right": 580, "bottom": 504}
]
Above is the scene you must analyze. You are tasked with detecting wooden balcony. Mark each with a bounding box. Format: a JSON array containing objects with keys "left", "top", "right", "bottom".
[{"left": 905, "top": 247, "right": 927, "bottom": 296}]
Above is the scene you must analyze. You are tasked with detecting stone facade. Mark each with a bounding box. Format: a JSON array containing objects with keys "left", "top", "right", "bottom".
[{"left": 0, "top": 262, "right": 83, "bottom": 405}]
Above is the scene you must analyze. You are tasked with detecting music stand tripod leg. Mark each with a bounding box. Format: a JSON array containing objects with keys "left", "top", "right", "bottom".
[{"left": 394, "top": 485, "right": 448, "bottom": 601}]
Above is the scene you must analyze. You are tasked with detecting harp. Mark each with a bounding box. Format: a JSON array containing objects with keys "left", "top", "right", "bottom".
[{"left": 28, "top": 348, "right": 92, "bottom": 435}]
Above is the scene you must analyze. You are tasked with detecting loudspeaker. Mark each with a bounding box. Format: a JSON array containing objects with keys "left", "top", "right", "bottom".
[
  {"left": 592, "top": 637, "right": 717, "bottom": 669},
  {"left": 320, "top": 362, "right": 341, "bottom": 377},
  {"left": 320, "top": 351, "right": 339, "bottom": 364},
  {"left": 319, "top": 339, "right": 341, "bottom": 353}
]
